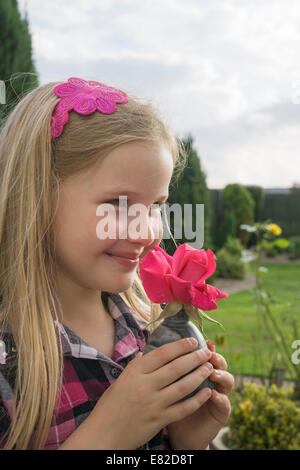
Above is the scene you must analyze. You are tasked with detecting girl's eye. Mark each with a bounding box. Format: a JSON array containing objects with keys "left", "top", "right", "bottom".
[
  {"left": 107, "top": 199, "right": 120, "bottom": 205},
  {"left": 105, "top": 199, "right": 166, "bottom": 209},
  {"left": 151, "top": 202, "right": 164, "bottom": 210}
]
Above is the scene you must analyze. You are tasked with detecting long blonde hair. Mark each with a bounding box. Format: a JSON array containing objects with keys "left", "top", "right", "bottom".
[{"left": 0, "top": 78, "right": 187, "bottom": 449}]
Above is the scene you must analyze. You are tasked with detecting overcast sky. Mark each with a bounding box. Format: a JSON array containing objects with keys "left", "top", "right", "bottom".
[{"left": 17, "top": 0, "right": 300, "bottom": 189}]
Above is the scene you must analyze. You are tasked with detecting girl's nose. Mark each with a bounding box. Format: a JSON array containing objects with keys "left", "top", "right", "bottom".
[{"left": 120, "top": 210, "right": 162, "bottom": 247}]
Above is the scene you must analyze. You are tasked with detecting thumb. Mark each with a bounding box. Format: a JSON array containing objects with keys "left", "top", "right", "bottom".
[{"left": 128, "top": 351, "right": 143, "bottom": 370}]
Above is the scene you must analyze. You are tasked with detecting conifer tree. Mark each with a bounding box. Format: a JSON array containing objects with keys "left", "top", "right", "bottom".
[
  {"left": 223, "top": 183, "right": 255, "bottom": 246},
  {"left": 0, "top": 0, "right": 38, "bottom": 124},
  {"left": 165, "top": 134, "right": 212, "bottom": 255}
]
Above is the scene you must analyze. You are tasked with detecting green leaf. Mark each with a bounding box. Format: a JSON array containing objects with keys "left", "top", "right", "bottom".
[
  {"left": 145, "top": 302, "right": 183, "bottom": 329},
  {"left": 196, "top": 308, "right": 225, "bottom": 330}
]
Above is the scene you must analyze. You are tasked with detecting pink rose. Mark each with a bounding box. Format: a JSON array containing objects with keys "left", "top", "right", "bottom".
[{"left": 139, "top": 243, "right": 228, "bottom": 311}]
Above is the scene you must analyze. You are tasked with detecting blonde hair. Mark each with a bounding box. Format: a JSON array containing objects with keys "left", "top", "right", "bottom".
[{"left": 0, "top": 78, "right": 187, "bottom": 449}]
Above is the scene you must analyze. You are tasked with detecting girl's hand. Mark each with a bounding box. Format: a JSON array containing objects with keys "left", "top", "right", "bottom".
[
  {"left": 91, "top": 338, "right": 215, "bottom": 449},
  {"left": 167, "top": 340, "right": 234, "bottom": 450}
]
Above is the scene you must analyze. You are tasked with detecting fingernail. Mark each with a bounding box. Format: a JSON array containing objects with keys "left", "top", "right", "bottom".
[
  {"left": 188, "top": 337, "right": 198, "bottom": 346},
  {"left": 205, "top": 362, "right": 213, "bottom": 370},
  {"left": 203, "top": 347, "right": 211, "bottom": 357}
]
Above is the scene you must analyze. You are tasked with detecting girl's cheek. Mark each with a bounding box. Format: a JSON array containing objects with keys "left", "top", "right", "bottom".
[{"left": 95, "top": 206, "right": 164, "bottom": 245}]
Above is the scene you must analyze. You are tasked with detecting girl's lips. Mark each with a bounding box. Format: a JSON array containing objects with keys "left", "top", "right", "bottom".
[{"left": 106, "top": 253, "right": 139, "bottom": 268}]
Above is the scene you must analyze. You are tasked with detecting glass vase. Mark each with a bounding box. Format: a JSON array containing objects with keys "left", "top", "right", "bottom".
[{"left": 144, "top": 304, "right": 214, "bottom": 400}]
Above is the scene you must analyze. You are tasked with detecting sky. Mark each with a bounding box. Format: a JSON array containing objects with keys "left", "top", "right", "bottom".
[{"left": 17, "top": 0, "right": 300, "bottom": 189}]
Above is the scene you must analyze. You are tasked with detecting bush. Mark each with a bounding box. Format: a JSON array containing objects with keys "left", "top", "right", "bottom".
[
  {"left": 223, "top": 184, "right": 255, "bottom": 246},
  {"left": 224, "top": 235, "right": 243, "bottom": 257},
  {"left": 216, "top": 209, "right": 237, "bottom": 249},
  {"left": 215, "top": 247, "right": 247, "bottom": 279},
  {"left": 261, "top": 237, "right": 290, "bottom": 257},
  {"left": 266, "top": 245, "right": 278, "bottom": 258},
  {"left": 289, "top": 236, "right": 300, "bottom": 259},
  {"left": 273, "top": 237, "right": 290, "bottom": 252},
  {"left": 226, "top": 382, "right": 300, "bottom": 450}
]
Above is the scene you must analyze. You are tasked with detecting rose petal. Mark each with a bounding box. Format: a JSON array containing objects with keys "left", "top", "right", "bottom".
[
  {"left": 172, "top": 243, "right": 195, "bottom": 274},
  {"left": 165, "top": 274, "right": 193, "bottom": 304},
  {"left": 173, "top": 244, "right": 216, "bottom": 283},
  {"left": 179, "top": 252, "right": 215, "bottom": 283},
  {"left": 152, "top": 244, "right": 173, "bottom": 269},
  {"left": 139, "top": 270, "right": 175, "bottom": 303},
  {"left": 203, "top": 249, "right": 217, "bottom": 280},
  {"left": 183, "top": 248, "right": 216, "bottom": 283},
  {"left": 190, "top": 284, "right": 218, "bottom": 310},
  {"left": 206, "top": 283, "right": 229, "bottom": 300},
  {"left": 140, "top": 249, "right": 172, "bottom": 275},
  {"left": 191, "top": 283, "right": 228, "bottom": 310},
  {"left": 139, "top": 251, "right": 174, "bottom": 303}
]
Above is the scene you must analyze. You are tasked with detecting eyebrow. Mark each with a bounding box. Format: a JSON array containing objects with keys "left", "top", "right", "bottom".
[{"left": 103, "top": 189, "right": 169, "bottom": 201}]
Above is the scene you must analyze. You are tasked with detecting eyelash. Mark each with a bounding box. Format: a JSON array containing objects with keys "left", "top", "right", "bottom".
[{"left": 107, "top": 199, "right": 165, "bottom": 209}]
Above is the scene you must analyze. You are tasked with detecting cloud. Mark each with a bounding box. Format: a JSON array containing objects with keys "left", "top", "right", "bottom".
[{"left": 17, "top": 0, "right": 300, "bottom": 188}]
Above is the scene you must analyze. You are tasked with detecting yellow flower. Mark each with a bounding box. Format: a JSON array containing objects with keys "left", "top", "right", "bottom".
[
  {"left": 268, "top": 223, "right": 282, "bottom": 236},
  {"left": 240, "top": 399, "right": 253, "bottom": 417}
]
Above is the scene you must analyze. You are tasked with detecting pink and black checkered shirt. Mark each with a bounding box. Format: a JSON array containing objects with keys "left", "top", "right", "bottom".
[{"left": 0, "top": 292, "right": 170, "bottom": 449}]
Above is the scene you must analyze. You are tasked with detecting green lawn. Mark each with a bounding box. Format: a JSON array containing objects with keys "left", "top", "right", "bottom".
[{"left": 193, "top": 263, "right": 300, "bottom": 381}]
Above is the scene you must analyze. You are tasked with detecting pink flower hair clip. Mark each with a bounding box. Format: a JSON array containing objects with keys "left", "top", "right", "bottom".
[{"left": 50, "top": 77, "right": 128, "bottom": 139}]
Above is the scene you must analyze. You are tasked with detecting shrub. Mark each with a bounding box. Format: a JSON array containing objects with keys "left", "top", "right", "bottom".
[
  {"left": 266, "top": 245, "right": 278, "bottom": 257},
  {"left": 226, "top": 382, "right": 300, "bottom": 450},
  {"left": 216, "top": 209, "right": 237, "bottom": 249},
  {"left": 215, "top": 247, "right": 247, "bottom": 279},
  {"left": 245, "top": 185, "right": 265, "bottom": 221},
  {"left": 224, "top": 235, "right": 243, "bottom": 257},
  {"left": 223, "top": 184, "right": 255, "bottom": 246},
  {"left": 261, "top": 237, "right": 290, "bottom": 257},
  {"left": 273, "top": 237, "right": 290, "bottom": 253},
  {"left": 289, "top": 236, "right": 300, "bottom": 259}
]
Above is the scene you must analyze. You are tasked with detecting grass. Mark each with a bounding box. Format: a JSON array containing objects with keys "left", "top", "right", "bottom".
[{"left": 192, "top": 262, "right": 300, "bottom": 381}]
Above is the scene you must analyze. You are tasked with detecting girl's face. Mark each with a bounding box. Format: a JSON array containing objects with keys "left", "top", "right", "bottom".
[{"left": 52, "top": 141, "right": 174, "bottom": 294}]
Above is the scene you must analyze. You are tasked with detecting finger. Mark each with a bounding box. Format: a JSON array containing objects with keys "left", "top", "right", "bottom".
[
  {"left": 153, "top": 346, "right": 212, "bottom": 389},
  {"left": 209, "top": 369, "right": 235, "bottom": 395},
  {"left": 208, "top": 389, "right": 231, "bottom": 424},
  {"left": 161, "top": 361, "right": 214, "bottom": 405},
  {"left": 206, "top": 340, "right": 215, "bottom": 352},
  {"left": 165, "top": 387, "right": 212, "bottom": 423},
  {"left": 141, "top": 338, "right": 199, "bottom": 374},
  {"left": 209, "top": 352, "right": 228, "bottom": 370}
]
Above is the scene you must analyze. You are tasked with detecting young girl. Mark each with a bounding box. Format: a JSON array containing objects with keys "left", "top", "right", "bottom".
[{"left": 0, "top": 76, "right": 234, "bottom": 450}]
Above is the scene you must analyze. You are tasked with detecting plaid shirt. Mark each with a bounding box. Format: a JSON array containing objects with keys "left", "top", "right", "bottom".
[{"left": 0, "top": 292, "right": 170, "bottom": 450}]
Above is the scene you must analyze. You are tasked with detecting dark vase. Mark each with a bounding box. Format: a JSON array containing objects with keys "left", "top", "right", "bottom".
[{"left": 144, "top": 304, "right": 214, "bottom": 400}]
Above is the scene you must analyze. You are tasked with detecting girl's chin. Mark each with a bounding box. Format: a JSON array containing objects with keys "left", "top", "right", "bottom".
[{"left": 103, "top": 280, "right": 135, "bottom": 294}]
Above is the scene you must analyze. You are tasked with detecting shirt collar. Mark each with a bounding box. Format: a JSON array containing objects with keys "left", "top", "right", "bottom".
[{"left": 54, "top": 292, "right": 147, "bottom": 362}]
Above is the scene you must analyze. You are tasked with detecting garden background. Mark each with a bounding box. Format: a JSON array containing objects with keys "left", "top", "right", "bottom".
[{"left": 1, "top": 0, "right": 299, "bottom": 451}]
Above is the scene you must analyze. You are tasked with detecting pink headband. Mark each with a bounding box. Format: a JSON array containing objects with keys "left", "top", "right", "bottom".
[{"left": 50, "top": 77, "right": 128, "bottom": 139}]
